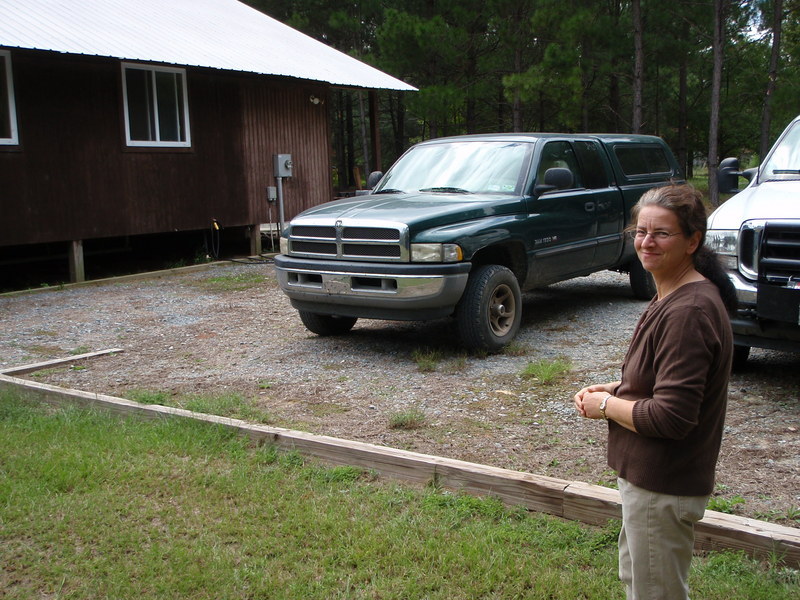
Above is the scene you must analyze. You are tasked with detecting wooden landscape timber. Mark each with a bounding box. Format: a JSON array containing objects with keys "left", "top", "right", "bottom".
[
  {"left": 0, "top": 348, "right": 124, "bottom": 376},
  {"left": 1, "top": 352, "right": 798, "bottom": 569}
]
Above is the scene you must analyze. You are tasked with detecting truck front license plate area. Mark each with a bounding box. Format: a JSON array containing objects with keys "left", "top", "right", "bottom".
[
  {"left": 286, "top": 271, "right": 400, "bottom": 295},
  {"left": 757, "top": 284, "right": 800, "bottom": 325}
]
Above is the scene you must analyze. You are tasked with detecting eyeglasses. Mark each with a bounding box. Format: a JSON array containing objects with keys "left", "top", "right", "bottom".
[{"left": 628, "top": 229, "right": 683, "bottom": 241}]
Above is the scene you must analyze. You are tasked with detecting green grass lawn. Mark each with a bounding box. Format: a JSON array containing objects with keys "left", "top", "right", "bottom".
[{"left": 1, "top": 392, "right": 796, "bottom": 599}]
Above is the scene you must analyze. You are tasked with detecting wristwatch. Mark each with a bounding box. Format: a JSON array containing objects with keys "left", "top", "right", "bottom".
[{"left": 599, "top": 394, "right": 611, "bottom": 420}]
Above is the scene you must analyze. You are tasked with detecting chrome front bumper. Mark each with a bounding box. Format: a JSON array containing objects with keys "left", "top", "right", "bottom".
[{"left": 273, "top": 255, "right": 471, "bottom": 320}]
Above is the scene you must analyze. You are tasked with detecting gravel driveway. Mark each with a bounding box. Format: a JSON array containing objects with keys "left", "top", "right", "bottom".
[{"left": 1, "top": 261, "right": 798, "bottom": 526}]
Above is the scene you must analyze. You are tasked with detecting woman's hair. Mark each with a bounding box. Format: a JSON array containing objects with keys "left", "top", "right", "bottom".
[{"left": 631, "top": 183, "right": 738, "bottom": 314}]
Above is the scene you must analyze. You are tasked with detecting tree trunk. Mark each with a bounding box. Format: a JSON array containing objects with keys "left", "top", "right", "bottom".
[
  {"left": 632, "top": 0, "right": 643, "bottom": 133},
  {"left": 759, "top": 0, "right": 783, "bottom": 159},
  {"left": 465, "top": 44, "right": 478, "bottom": 134},
  {"left": 392, "top": 92, "right": 407, "bottom": 160},
  {"left": 609, "top": 72, "right": 621, "bottom": 133},
  {"left": 335, "top": 91, "right": 347, "bottom": 192},
  {"left": 708, "top": 0, "right": 725, "bottom": 207},
  {"left": 357, "top": 92, "right": 371, "bottom": 176},
  {"left": 346, "top": 93, "right": 355, "bottom": 189},
  {"left": 512, "top": 47, "right": 523, "bottom": 132},
  {"left": 678, "top": 59, "right": 688, "bottom": 176},
  {"left": 368, "top": 91, "right": 381, "bottom": 173}
]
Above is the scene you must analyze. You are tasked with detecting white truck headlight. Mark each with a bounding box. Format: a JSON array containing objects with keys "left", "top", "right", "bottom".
[
  {"left": 410, "top": 243, "right": 463, "bottom": 263},
  {"left": 706, "top": 230, "right": 738, "bottom": 270},
  {"left": 280, "top": 237, "right": 289, "bottom": 255}
]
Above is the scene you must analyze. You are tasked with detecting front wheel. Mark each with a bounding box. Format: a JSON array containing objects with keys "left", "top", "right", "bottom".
[
  {"left": 298, "top": 311, "right": 358, "bottom": 336},
  {"left": 456, "top": 265, "right": 522, "bottom": 353}
]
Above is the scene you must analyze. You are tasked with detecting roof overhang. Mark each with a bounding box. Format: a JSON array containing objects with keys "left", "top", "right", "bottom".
[{"left": 0, "top": 0, "right": 416, "bottom": 92}]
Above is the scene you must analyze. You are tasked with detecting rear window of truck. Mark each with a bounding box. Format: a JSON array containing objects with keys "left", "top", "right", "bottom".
[{"left": 614, "top": 145, "right": 672, "bottom": 176}]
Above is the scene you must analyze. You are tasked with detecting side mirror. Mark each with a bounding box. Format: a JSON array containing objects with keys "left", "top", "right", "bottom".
[
  {"left": 718, "top": 157, "right": 743, "bottom": 194},
  {"left": 534, "top": 167, "right": 574, "bottom": 196},
  {"left": 366, "top": 171, "right": 383, "bottom": 190}
]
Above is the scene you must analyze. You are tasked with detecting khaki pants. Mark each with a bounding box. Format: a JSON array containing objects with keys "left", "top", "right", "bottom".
[{"left": 618, "top": 478, "right": 708, "bottom": 600}]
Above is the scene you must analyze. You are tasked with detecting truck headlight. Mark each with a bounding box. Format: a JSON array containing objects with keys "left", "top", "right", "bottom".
[
  {"left": 410, "top": 243, "right": 463, "bottom": 263},
  {"left": 706, "top": 230, "right": 738, "bottom": 270},
  {"left": 280, "top": 237, "right": 289, "bottom": 255}
]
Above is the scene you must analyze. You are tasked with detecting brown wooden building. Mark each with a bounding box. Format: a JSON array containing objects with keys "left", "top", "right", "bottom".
[{"left": 0, "top": 0, "right": 414, "bottom": 286}]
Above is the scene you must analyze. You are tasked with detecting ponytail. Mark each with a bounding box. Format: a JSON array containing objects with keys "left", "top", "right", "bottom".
[{"left": 694, "top": 246, "right": 738, "bottom": 315}]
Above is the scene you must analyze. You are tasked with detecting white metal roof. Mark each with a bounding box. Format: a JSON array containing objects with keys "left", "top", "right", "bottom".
[{"left": 0, "top": 0, "right": 416, "bottom": 91}]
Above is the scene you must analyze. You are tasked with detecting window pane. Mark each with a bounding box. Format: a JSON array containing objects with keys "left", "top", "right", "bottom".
[
  {"left": 642, "top": 147, "right": 670, "bottom": 173},
  {"left": 375, "top": 141, "right": 530, "bottom": 195},
  {"left": 761, "top": 119, "right": 800, "bottom": 181},
  {"left": 574, "top": 141, "right": 610, "bottom": 189},
  {"left": 614, "top": 147, "right": 648, "bottom": 175},
  {"left": 1, "top": 55, "right": 12, "bottom": 140},
  {"left": 155, "top": 71, "right": 184, "bottom": 142},
  {"left": 125, "top": 69, "right": 154, "bottom": 141},
  {"left": 123, "top": 64, "right": 189, "bottom": 147},
  {"left": 537, "top": 142, "right": 582, "bottom": 188},
  {"left": 615, "top": 146, "right": 671, "bottom": 176}
]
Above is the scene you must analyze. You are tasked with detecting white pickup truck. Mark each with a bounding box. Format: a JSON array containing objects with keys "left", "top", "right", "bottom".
[{"left": 707, "top": 115, "right": 800, "bottom": 368}]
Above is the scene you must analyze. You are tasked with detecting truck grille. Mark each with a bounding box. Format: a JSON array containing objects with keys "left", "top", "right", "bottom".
[
  {"left": 754, "top": 222, "right": 800, "bottom": 284},
  {"left": 287, "top": 221, "right": 408, "bottom": 262}
]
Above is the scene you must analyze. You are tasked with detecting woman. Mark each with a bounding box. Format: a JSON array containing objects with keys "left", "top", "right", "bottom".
[{"left": 574, "top": 183, "right": 736, "bottom": 600}]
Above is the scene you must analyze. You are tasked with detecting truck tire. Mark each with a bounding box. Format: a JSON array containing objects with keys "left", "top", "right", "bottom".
[
  {"left": 629, "top": 258, "right": 656, "bottom": 300},
  {"left": 456, "top": 265, "right": 522, "bottom": 352},
  {"left": 299, "top": 311, "right": 358, "bottom": 336}
]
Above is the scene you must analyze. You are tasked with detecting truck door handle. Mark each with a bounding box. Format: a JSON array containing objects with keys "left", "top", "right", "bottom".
[{"left": 584, "top": 202, "right": 595, "bottom": 212}]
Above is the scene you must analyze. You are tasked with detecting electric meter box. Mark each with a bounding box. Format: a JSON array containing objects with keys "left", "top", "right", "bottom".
[{"left": 274, "top": 154, "right": 293, "bottom": 178}]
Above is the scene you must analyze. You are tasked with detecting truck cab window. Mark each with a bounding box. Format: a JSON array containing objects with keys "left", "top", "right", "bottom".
[
  {"left": 614, "top": 145, "right": 671, "bottom": 176},
  {"left": 574, "top": 141, "right": 610, "bottom": 189},
  {"left": 537, "top": 142, "right": 582, "bottom": 188}
]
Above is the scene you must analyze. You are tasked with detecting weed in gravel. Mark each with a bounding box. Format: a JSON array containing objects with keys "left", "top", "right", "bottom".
[
  {"left": 23, "top": 344, "right": 63, "bottom": 357},
  {"left": 411, "top": 347, "right": 443, "bottom": 372},
  {"left": 462, "top": 417, "right": 499, "bottom": 432},
  {"left": 305, "top": 401, "right": 349, "bottom": 418},
  {"left": 502, "top": 341, "right": 531, "bottom": 356},
  {"left": 322, "top": 362, "right": 347, "bottom": 370},
  {"left": 784, "top": 506, "right": 800, "bottom": 523},
  {"left": 593, "top": 471, "right": 619, "bottom": 488},
  {"left": 388, "top": 408, "right": 428, "bottom": 430},
  {"left": 708, "top": 494, "right": 747, "bottom": 514},
  {"left": 520, "top": 357, "right": 572, "bottom": 384},
  {"left": 470, "top": 347, "right": 490, "bottom": 359},
  {"left": 27, "top": 367, "right": 67, "bottom": 379},
  {"left": 33, "top": 329, "right": 58, "bottom": 336},
  {"left": 441, "top": 354, "right": 469, "bottom": 373}
]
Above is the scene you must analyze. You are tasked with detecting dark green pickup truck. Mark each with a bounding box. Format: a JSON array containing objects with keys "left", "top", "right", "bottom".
[{"left": 275, "top": 133, "right": 683, "bottom": 351}]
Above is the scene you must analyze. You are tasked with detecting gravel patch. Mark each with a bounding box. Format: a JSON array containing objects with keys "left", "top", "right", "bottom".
[{"left": 1, "top": 262, "right": 798, "bottom": 526}]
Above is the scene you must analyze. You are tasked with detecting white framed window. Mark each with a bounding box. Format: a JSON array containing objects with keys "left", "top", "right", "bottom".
[
  {"left": 1, "top": 50, "right": 20, "bottom": 146},
  {"left": 122, "top": 63, "right": 190, "bottom": 147}
]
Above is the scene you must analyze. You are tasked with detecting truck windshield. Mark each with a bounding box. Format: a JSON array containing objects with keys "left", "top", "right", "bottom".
[
  {"left": 761, "top": 120, "right": 800, "bottom": 182},
  {"left": 374, "top": 141, "right": 532, "bottom": 195}
]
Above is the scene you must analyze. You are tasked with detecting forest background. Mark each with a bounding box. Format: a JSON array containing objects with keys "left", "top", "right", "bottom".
[{"left": 246, "top": 1, "right": 799, "bottom": 205}]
